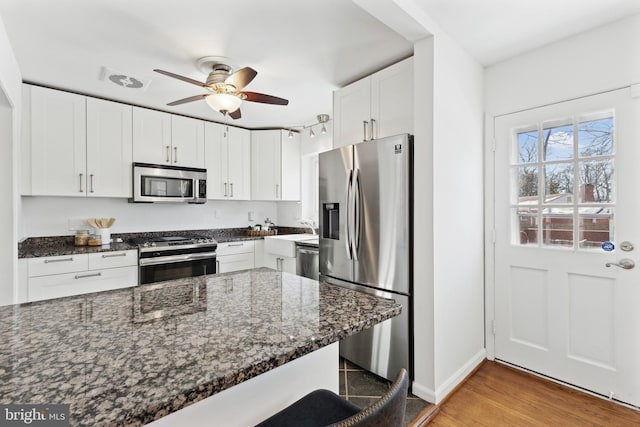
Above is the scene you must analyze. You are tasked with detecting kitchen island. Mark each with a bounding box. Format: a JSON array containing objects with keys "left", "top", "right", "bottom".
[{"left": 0, "top": 268, "right": 401, "bottom": 426}]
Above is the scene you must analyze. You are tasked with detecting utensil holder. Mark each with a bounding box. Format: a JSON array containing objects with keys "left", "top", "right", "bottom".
[{"left": 99, "top": 228, "right": 111, "bottom": 244}]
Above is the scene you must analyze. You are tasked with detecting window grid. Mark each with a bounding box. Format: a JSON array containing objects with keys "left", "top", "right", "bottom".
[{"left": 511, "top": 113, "right": 614, "bottom": 250}]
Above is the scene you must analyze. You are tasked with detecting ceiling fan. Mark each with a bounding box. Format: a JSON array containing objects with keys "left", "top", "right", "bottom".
[{"left": 154, "top": 58, "right": 288, "bottom": 120}]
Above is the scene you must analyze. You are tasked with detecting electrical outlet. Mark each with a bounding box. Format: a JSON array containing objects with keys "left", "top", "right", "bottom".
[{"left": 248, "top": 211, "right": 255, "bottom": 221}]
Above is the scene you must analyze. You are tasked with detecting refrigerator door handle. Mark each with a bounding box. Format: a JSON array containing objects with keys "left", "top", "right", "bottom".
[
  {"left": 345, "top": 169, "right": 353, "bottom": 260},
  {"left": 353, "top": 168, "right": 361, "bottom": 260}
]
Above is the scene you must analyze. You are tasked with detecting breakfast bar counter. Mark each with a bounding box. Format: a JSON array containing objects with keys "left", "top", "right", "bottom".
[{"left": 0, "top": 268, "right": 401, "bottom": 426}]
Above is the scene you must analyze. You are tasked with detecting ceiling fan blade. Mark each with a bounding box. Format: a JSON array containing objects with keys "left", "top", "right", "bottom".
[
  {"left": 240, "top": 91, "right": 289, "bottom": 106},
  {"left": 154, "top": 69, "right": 206, "bottom": 87},
  {"left": 166, "top": 94, "right": 208, "bottom": 106},
  {"left": 225, "top": 67, "right": 257, "bottom": 91},
  {"left": 228, "top": 108, "right": 242, "bottom": 120}
]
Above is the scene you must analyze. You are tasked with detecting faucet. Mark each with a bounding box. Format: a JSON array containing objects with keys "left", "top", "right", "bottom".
[{"left": 300, "top": 219, "right": 317, "bottom": 235}]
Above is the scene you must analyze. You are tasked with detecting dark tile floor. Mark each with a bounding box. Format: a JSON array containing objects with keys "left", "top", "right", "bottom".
[{"left": 339, "top": 358, "right": 431, "bottom": 425}]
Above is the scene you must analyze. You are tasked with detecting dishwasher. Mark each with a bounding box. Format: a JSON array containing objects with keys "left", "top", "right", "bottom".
[{"left": 296, "top": 245, "right": 319, "bottom": 280}]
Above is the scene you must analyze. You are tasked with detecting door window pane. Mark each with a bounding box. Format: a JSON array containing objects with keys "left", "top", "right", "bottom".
[
  {"left": 544, "top": 163, "right": 573, "bottom": 201},
  {"left": 514, "top": 208, "right": 538, "bottom": 245},
  {"left": 542, "top": 207, "right": 574, "bottom": 248},
  {"left": 578, "top": 207, "right": 613, "bottom": 248},
  {"left": 517, "top": 130, "right": 538, "bottom": 164},
  {"left": 578, "top": 117, "right": 613, "bottom": 157},
  {"left": 579, "top": 159, "right": 613, "bottom": 203},
  {"left": 543, "top": 125, "right": 573, "bottom": 161},
  {"left": 517, "top": 166, "right": 538, "bottom": 201}
]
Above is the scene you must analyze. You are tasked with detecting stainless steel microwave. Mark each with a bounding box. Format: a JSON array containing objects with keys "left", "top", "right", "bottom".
[{"left": 131, "top": 163, "right": 207, "bottom": 203}]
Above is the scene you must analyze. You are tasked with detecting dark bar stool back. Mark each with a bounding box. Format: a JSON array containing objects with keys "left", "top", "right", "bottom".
[{"left": 255, "top": 368, "right": 409, "bottom": 427}]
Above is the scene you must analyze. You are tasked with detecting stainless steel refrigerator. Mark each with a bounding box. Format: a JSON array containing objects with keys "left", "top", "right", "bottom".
[{"left": 319, "top": 133, "right": 413, "bottom": 382}]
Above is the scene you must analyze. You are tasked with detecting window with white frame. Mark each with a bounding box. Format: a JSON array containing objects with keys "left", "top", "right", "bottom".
[{"left": 511, "top": 112, "right": 614, "bottom": 249}]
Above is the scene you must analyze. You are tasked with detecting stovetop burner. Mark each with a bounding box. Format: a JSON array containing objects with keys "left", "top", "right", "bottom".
[{"left": 129, "top": 234, "right": 217, "bottom": 250}]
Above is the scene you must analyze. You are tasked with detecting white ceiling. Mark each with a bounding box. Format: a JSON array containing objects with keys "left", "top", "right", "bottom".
[{"left": 1, "top": 1, "right": 639, "bottom": 129}]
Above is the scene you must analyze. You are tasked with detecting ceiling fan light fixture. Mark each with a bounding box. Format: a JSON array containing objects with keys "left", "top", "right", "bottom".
[{"left": 205, "top": 93, "right": 242, "bottom": 113}]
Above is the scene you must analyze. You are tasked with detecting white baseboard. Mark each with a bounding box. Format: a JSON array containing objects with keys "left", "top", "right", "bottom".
[
  {"left": 412, "top": 348, "right": 486, "bottom": 405},
  {"left": 433, "top": 348, "right": 486, "bottom": 404}
]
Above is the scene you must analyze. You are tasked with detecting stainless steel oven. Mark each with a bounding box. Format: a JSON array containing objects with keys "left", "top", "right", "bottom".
[{"left": 132, "top": 235, "right": 217, "bottom": 285}]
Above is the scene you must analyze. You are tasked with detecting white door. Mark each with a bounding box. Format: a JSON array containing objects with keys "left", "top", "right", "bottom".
[
  {"left": 171, "top": 115, "right": 204, "bottom": 168},
  {"left": 494, "top": 87, "right": 640, "bottom": 407},
  {"left": 204, "top": 122, "right": 227, "bottom": 199},
  {"left": 333, "top": 77, "right": 371, "bottom": 147},
  {"left": 251, "top": 130, "right": 281, "bottom": 200}
]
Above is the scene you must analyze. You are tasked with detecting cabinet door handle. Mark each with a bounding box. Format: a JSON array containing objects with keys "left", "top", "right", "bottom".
[
  {"left": 79, "top": 173, "right": 84, "bottom": 193},
  {"left": 227, "top": 243, "right": 244, "bottom": 247},
  {"left": 230, "top": 182, "right": 234, "bottom": 198},
  {"left": 370, "top": 118, "right": 376, "bottom": 140},
  {"left": 276, "top": 184, "right": 279, "bottom": 199},
  {"left": 44, "top": 257, "right": 74, "bottom": 264},
  {"left": 277, "top": 257, "right": 283, "bottom": 271},
  {"left": 216, "top": 260, "right": 220, "bottom": 273},
  {"left": 166, "top": 146, "right": 171, "bottom": 163},
  {"left": 363, "top": 120, "right": 369, "bottom": 141},
  {"left": 101, "top": 253, "right": 126, "bottom": 258},
  {"left": 89, "top": 174, "right": 95, "bottom": 193},
  {"left": 75, "top": 272, "right": 102, "bottom": 280},
  {"left": 224, "top": 182, "right": 228, "bottom": 197},
  {"left": 174, "top": 146, "right": 178, "bottom": 163}
]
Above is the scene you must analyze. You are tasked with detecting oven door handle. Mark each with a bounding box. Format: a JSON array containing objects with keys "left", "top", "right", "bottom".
[{"left": 139, "top": 252, "right": 217, "bottom": 266}]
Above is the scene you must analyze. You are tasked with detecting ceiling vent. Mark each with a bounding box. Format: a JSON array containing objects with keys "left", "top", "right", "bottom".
[{"left": 100, "top": 66, "right": 149, "bottom": 90}]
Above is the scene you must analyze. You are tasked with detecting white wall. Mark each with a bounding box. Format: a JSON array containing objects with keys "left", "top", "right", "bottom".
[
  {"left": 485, "top": 14, "right": 640, "bottom": 116},
  {"left": 431, "top": 29, "right": 485, "bottom": 399},
  {"left": 0, "top": 14, "right": 22, "bottom": 305},
  {"left": 20, "top": 197, "right": 302, "bottom": 237},
  {"left": 300, "top": 121, "right": 333, "bottom": 224}
]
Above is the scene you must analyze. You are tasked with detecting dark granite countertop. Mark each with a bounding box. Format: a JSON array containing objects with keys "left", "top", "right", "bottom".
[
  {"left": 18, "top": 227, "right": 313, "bottom": 258},
  {"left": 0, "top": 268, "right": 401, "bottom": 426}
]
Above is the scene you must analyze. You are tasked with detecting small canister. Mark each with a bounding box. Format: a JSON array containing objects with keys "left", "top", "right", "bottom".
[
  {"left": 87, "top": 234, "right": 102, "bottom": 246},
  {"left": 75, "top": 230, "right": 90, "bottom": 246}
]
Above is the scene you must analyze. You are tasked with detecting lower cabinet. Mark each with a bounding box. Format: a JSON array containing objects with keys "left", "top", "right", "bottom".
[
  {"left": 26, "top": 250, "right": 138, "bottom": 302},
  {"left": 263, "top": 252, "right": 296, "bottom": 274},
  {"left": 216, "top": 241, "right": 255, "bottom": 273}
]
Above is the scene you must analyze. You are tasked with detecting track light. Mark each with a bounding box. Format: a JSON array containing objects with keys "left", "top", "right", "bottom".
[
  {"left": 288, "top": 129, "right": 293, "bottom": 139},
  {"left": 321, "top": 123, "right": 327, "bottom": 135},
  {"left": 309, "top": 127, "right": 315, "bottom": 138}
]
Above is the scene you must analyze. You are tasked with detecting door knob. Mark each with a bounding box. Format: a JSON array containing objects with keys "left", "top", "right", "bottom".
[{"left": 605, "top": 258, "right": 635, "bottom": 269}]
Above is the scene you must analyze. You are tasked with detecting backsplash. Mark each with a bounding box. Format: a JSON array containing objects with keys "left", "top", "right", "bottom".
[{"left": 20, "top": 196, "right": 302, "bottom": 238}]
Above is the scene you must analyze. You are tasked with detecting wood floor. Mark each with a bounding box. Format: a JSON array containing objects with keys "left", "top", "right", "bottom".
[{"left": 416, "top": 361, "right": 640, "bottom": 426}]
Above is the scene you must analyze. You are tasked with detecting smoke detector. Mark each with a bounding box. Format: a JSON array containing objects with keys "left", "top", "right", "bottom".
[{"left": 100, "top": 66, "right": 149, "bottom": 90}]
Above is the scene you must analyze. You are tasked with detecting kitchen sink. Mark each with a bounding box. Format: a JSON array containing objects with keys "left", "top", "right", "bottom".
[{"left": 264, "top": 234, "right": 318, "bottom": 258}]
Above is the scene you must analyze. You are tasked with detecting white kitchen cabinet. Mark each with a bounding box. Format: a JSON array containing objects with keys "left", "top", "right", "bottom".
[
  {"left": 333, "top": 57, "right": 413, "bottom": 148},
  {"left": 86, "top": 98, "right": 133, "bottom": 197},
  {"left": 132, "top": 108, "right": 205, "bottom": 168},
  {"left": 23, "top": 85, "right": 133, "bottom": 198},
  {"left": 251, "top": 130, "right": 300, "bottom": 201},
  {"left": 132, "top": 107, "right": 171, "bottom": 165},
  {"left": 26, "top": 250, "right": 138, "bottom": 302},
  {"left": 171, "top": 115, "right": 205, "bottom": 168},
  {"left": 25, "top": 84, "right": 87, "bottom": 196},
  {"left": 263, "top": 252, "right": 296, "bottom": 274},
  {"left": 216, "top": 241, "right": 255, "bottom": 273},
  {"left": 205, "top": 123, "right": 251, "bottom": 200}
]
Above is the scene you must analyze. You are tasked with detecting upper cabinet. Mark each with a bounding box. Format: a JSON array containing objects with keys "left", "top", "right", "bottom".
[
  {"left": 333, "top": 57, "right": 413, "bottom": 148},
  {"left": 132, "top": 108, "right": 204, "bottom": 168},
  {"left": 86, "top": 98, "right": 133, "bottom": 197},
  {"left": 205, "top": 123, "right": 251, "bottom": 200},
  {"left": 132, "top": 107, "right": 171, "bottom": 165},
  {"left": 23, "top": 85, "right": 132, "bottom": 197},
  {"left": 251, "top": 130, "right": 300, "bottom": 201},
  {"left": 171, "top": 115, "right": 205, "bottom": 168}
]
